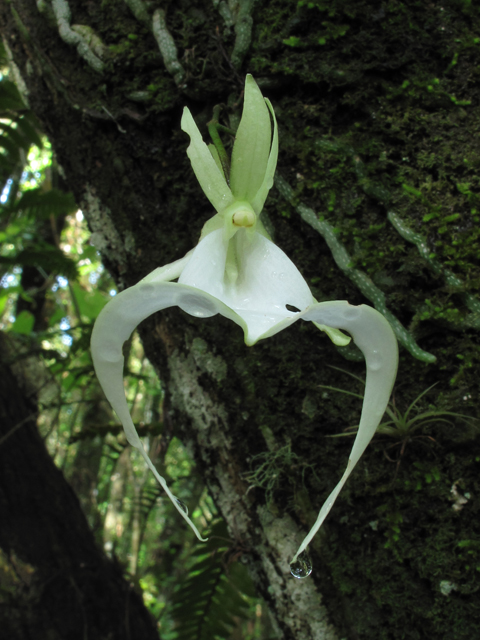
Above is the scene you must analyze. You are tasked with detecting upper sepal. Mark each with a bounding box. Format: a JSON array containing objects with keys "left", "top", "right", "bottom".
[
  {"left": 250, "top": 98, "right": 279, "bottom": 215},
  {"left": 230, "top": 75, "right": 273, "bottom": 203}
]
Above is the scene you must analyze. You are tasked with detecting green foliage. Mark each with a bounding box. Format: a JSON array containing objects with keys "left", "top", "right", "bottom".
[
  {"left": 9, "top": 187, "right": 77, "bottom": 219},
  {"left": 0, "top": 70, "right": 78, "bottom": 282},
  {"left": 70, "top": 281, "right": 108, "bottom": 320},
  {"left": 322, "top": 366, "right": 478, "bottom": 443},
  {"left": 0, "top": 78, "right": 42, "bottom": 182},
  {"left": 11, "top": 309, "right": 34, "bottom": 334},
  {"left": 169, "top": 520, "right": 254, "bottom": 640},
  {"left": 244, "top": 442, "right": 317, "bottom": 506},
  {"left": 0, "top": 244, "right": 78, "bottom": 280}
]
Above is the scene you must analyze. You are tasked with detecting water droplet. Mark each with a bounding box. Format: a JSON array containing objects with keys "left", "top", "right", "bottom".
[
  {"left": 191, "top": 309, "right": 212, "bottom": 318},
  {"left": 175, "top": 499, "right": 188, "bottom": 515},
  {"left": 290, "top": 551, "right": 312, "bottom": 579},
  {"left": 178, "top": 294, "right": 218, "bottom": 318}
]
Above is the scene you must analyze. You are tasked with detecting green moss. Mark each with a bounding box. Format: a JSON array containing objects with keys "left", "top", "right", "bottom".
[{"left": 318, "top": 441, "right": 480, "bottom": 639}]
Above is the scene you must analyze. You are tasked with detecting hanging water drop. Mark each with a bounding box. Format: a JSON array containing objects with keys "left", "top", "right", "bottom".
[
  {"left": 290, "top": 550, "right": 312, "bottom": 579},
  {"left": 175, "top": 499, "right": 188, "bottom": 515}
]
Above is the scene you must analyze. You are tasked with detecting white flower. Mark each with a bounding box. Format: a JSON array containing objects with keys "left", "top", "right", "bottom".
[{"left": 91, "top": 75, "right": 398, "bottom": 565}]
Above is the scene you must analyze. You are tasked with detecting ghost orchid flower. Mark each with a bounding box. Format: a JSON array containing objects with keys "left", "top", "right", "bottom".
[{"left": 91, "top": 75, "right": 398, "bottom": 566}]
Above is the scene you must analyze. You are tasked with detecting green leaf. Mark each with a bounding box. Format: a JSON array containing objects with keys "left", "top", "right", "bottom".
[
  {"left": 0, "top": 121, "right": 31, "bottom": 152},
  {"left": 11, "top": 310, "right": 35, "bottom": 335},
  {"left": 48, "top": 306, "right": 67, "bottom": 327},
  {"left": 0, "top": 285, "right": 24, "bottom": 318},
  {"left": 0, "top": 289, "right": 9, "bottom": 317},
  {"left": 13, "top": 188, "right": 77, "bottom": 219},
  {"left": 283, "top": 36, "right": 302, "bottom": 47},
  {"left": 0, "top": 79, "right": 26, "bottom": 112},
  {"left": 0, "top": 131, "right": 21, "bottom": 163},
  {"left": 16, "top": 114, "right": 43, "bottom": 149},
  {"left": 71, "top": 282, "right": 108, "bottom": 320},
  {"left": 402, "top": 183, "right": 422, "bottom": 198},
  {"left": 0, "top": 245, "right": 78, "bottom": 279}
]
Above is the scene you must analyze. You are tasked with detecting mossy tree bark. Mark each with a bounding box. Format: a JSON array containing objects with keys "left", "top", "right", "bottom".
[{"left": 1, "top": 1, "right": 479, "bottom": 639}]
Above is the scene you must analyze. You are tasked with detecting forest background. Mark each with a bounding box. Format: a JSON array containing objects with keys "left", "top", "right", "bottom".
[{"left": 0, "top": 1, "right": 479, "bottom": 639}]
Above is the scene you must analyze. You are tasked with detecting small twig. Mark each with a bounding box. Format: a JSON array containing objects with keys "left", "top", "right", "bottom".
[
  {"left": 101, "top": 106, "right": 127, "bottom": 134},
  {"left": 212, "top": 26, "right": 243, "bottom": 85},
  {"left": 0, "top": 413, "right": 36, "bottom": 448}
]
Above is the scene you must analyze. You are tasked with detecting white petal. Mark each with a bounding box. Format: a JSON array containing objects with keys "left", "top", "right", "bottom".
[
  {"left": 178, "top": 229, "right": 315, "bottom": 344},
  {"left": 91, "top": 281, "right": 222, "bottom": 542},
  {"left": 139, "top": 249, "right": 193, "bottom": 284},
  {"left": 291, "top": 302, "right": 398, "bottom": 561},
  {"left": 181, "top": 107, "right": 234, "bottom": 212}
]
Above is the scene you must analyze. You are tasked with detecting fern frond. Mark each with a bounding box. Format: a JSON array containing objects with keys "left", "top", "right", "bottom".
[
  {"left": 0, "top": 245, "right": 78, "bottom": 279},
  {"left": 0, "top": 121, "right": 31, "bottom": 153},
  {"left": 12, "top": 188, "right": 77, "bottom": 219},
  {"left": 0, "top": 128, "right": 22, "bottom": 164},
  {"left": 170, "top": 520, "right": 252, "bottom": 640},
  {"left": 15, "top": 114, "right": 44, "bottom": 149},
  {"left": 0, "top": 78, "right": 26, "bottom": 113},
  {"left": 0, "top": 76, "right": 42, "bottom": 190}
]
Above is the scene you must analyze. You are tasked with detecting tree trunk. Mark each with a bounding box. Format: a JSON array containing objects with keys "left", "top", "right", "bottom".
[
  {"left": 0, "top": 333, "right": 159, "bottom": 639},
  {"left": 2, "top": 1, "right": 479, "bottom": 638}
]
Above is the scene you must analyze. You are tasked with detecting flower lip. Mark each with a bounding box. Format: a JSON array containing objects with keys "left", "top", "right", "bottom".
[{"left": 178, "top": 228, "right": 315, "bottom": 344}]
